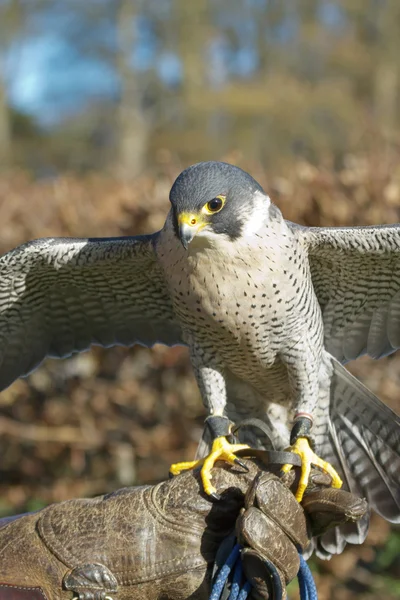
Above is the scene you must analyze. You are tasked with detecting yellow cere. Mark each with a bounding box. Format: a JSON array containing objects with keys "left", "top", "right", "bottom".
[{"left": 178, "top": 212, "right": 202, "bottom": 227}]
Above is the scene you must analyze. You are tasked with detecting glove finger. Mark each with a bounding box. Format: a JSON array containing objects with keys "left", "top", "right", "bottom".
[
  {"left": 241, "top": 548, "right": 286, "bottom": 600},
  {"left": 236, "top": 506, "right": 300, "bottom": 583},
  {"left": 301, "top": 487, "right": 368, "bottom": 536},
  {"left": 245, "top": 473, "right": 309, "bottom": 552}
]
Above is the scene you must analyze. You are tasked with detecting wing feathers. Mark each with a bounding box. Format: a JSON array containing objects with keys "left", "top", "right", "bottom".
[
  {"left": 302, "top": 224, "right": 400, "bottom": 362},
  {"left": 367, "top": 304, "right": 392, "bottom": 359},
  {"left": 0, "top": 236, "right": 183, "bottom": 391},
  {"left": 387, "top": 291, "right": 400, "bottom": 350}
]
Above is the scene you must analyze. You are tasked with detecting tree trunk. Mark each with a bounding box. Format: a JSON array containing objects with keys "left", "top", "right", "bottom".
[
  {"left": 374, "top": 63, "right": 398, "bottom": 138},
  {"left": 0, "top": 79, "right": 11, "bottom": 169},
  {"left": 114, "top": 0, "right": 149, "bottom": 179}
]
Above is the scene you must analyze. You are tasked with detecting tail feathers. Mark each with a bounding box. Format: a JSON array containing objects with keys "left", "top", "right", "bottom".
[
  {"left": 311, "top": 356, "right": 400, "bottom": 557},
  {"left": 303, "top": 521, "right": 358, "bottom": 560},
  {"left": 308, "top": 414, "right": 369, "bottom": 557},
  {"left": 329, "top": 357, "right": 400, "bottom": 523}
]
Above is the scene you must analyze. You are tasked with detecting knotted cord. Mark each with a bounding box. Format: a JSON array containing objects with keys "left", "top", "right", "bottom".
[{"left": 210, "top": 542, "right": 317, "bottom": 600}]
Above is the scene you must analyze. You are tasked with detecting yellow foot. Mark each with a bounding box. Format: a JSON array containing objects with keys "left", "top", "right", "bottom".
[
  {"left": 170, "top": 436, "right": 250, "bottom": 498},
  {"left": 282, "top": 437, "right": 343, "bottom": 502}
]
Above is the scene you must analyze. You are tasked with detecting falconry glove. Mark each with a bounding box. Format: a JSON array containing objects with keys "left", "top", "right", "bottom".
[{"left": 0, "top": 458, "right": 367, "bottom": 600}]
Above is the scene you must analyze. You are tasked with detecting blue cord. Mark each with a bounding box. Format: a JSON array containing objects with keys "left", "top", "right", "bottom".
[
  {"left": 229, "top": 558, "right": 243, "bottom": 600},
  {"left": 298, "top": 554, "right": 318, "bottom": 600},
  {"left": 210, "top": 542, "right": 317, "bottom": 600},
  {"left": 209, "top": 544, "right": 241, "bottom": 600}
]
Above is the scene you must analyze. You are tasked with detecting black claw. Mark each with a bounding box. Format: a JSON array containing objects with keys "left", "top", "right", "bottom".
[
  {"left": 169, "top": 471, "right": 174, "bottom": 479},
  {"left": 234, "top": 458, "right": 250, "bottom": 472},
  {"left": 210, "top": 492, "right": 221, "bottom": 501}
]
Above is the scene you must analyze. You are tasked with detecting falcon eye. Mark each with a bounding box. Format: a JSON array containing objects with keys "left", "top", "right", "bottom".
[{"left": 203, "top": 195, "right": 226, "bottom": 215}]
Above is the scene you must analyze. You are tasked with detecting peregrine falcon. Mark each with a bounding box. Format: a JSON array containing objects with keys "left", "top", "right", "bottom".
[{"left": 0, "top": 161, "right": 399, "bottom": 556}]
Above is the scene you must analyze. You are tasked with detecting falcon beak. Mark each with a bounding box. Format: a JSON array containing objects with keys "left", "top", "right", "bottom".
[{"left": 178, "top": 213, "right": 205, "bottom": 250}]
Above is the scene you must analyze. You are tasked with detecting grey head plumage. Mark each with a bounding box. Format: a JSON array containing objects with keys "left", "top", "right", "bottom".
[{"left": 169, "top": 161, "right": 269, "bottom": 242}]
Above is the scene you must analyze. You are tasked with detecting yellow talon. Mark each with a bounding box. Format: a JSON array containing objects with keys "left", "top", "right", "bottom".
[
  {"left": 282, "top": 437, "right": 343, "bottom": 502},
  {"left": 169, "top": 458, "right": 204, "bottom": 475},
  {"left": 170, "top": 436, "right": 250, "bottom": 496}
]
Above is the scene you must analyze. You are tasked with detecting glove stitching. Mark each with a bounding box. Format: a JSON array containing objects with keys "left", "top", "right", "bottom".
[
  {"left": 0, "top": 583, "right": 48, "bottom": 599},
  {"left": 121, "top": 563, "right": 208, "bottom": 586},
  {"left": 146, "top": 484, "right": 206, "bottom": 536},
  {"left": 117, "top": 561, "right": 209, "bottom": 586},
  {"left": 37, "top": 509, "right": 77, "bottom": 569},
  {"left": 37, "top": 492, "right": 218, "bottom": 584}
]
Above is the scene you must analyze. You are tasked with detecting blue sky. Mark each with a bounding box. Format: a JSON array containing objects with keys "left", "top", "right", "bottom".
[
  {"left": 4, "top": 1, "right": 344, "bottom": 127},
  {"left": 8, "top": 35, "right": 119, "bottom": 126},
  {"left": 6, "top": 29, "right": 251, "bottom": 127}
]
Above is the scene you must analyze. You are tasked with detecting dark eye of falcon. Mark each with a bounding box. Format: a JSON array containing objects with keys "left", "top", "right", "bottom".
[{"left": 203, "top": 195, "right": 226, "bottom": 215}]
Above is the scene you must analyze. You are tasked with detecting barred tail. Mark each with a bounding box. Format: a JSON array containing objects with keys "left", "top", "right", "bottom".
[{"left": 311, "top": 356, "right": 400, "bottom": 557}]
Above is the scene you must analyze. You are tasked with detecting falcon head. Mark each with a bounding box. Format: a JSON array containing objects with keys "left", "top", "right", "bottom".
[{"left": 169, "top": 161, "right": 272, "bottom": 249}]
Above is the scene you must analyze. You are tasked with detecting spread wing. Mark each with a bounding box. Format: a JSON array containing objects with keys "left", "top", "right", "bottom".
[
  {"left": 0, "top": 235, "right": 183, "bottom": 391},
  {"left": 300, "top": 224, "right": 400, "bottom": 363}
]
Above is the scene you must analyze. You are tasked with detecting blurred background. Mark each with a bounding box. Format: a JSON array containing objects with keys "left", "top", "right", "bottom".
[{"left": 0, "top": 1, "right": 399, "bottom": 598}]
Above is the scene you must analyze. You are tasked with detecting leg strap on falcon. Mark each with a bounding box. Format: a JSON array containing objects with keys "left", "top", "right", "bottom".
[
  {"left": 209, "top": 540, "right": 317, "bottom": 600},
  {"left": 205, "top": 415, "right": 231, "bottom": 438},
  {"left": 235, "top": 447, "right": 302, "bottom": 467},
  {"left": 231, "top": 418, "right": 276, "bottom": 449},
  {"left": 290, "top": 415, "right": 313, "bottom": 446},
  {"left": 205, "top": 416, "right": 306, "bottom": 466},
  {"left": 231, "top": 418, "right": 302, "bottom": 467}
]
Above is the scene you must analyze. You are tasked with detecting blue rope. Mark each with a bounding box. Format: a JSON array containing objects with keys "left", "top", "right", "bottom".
[
  {"left": 298, "top": 554, "right": 318, "bottom": 600},
  {"left": 209, "top": 544, "right": 241, "bottom": 600},
  {"left": 229, "top": 558, "right": 243, "bottom": 600},
  {"left": 210, "top": 542, "right": 317, "bottom": 600}
]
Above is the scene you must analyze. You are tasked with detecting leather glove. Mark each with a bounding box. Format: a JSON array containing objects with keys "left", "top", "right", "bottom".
[
  {"left": 0, "top": 458, "right": 367, "bottom": 600},
  {"left": 236, "top": 468, "right": 367, "bottom": 600}
]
